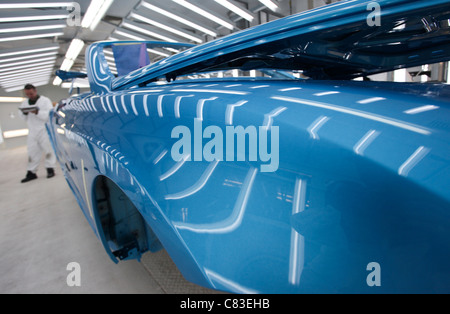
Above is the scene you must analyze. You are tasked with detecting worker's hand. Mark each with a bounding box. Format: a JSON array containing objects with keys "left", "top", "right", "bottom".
[{"left": 30, "top": 109, "right": 39, "bottom": 115}]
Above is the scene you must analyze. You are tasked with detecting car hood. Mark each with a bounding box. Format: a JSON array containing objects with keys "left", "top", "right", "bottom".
[{"left": 109, "top": 0, "right": 450, "bottom": 90}]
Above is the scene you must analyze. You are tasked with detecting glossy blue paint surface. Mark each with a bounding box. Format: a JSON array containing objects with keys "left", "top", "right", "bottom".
[
  {"left": 49, "top": 78, "right": 450, "bottom": 293},
  {"left": 49, "top": 0, "right": 450, "bottom": 293}
]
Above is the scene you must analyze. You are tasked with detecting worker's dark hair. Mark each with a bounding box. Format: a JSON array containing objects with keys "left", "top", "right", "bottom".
[{"left": 24, "top": 84, "right": 36, "bottom": 90}]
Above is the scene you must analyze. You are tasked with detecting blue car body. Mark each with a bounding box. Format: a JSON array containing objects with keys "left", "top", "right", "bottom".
[{"left": 49, "top": 0, "right": 450, "bottom": 293}]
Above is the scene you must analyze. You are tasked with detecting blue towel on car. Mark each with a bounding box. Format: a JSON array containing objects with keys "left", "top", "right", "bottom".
[{"left": 112, "top": 43, "right": 151, "bottom": 77}]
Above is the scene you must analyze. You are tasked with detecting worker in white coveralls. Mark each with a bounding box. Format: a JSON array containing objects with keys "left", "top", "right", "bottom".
[{"left": 19, "top": 84, "right": 56, "bottom": 183}]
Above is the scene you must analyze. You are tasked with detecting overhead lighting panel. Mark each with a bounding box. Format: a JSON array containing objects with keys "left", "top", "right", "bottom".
[
  {"left": 114, "top": 29, "right": 146, "bottom": 41},
  {"left": 57, "top": 38, "right": 84, "bottom": 72},
  {"left": 1, "top": 79, "right": 51, "bottom": 90},
  {"left": 0, "top": 97, "right": 26, "bottom": 103},
  {"left": 172, "top": 0, "right": 234, "bottom": 30},
  {"left": 0, "top": 76, "right": 52, "bottom": 88},
  {"left": 0, "top": 45, "right": 59, "bottom": 59},
  {"left": 2, "top": 66, "right": 55, "bottom": 79},
  {"left": 0, "top": 68, "right": 55, "bottom": 81},
  {"left": 0, "top": 31, "right": 64, "bottom": 43},
  {"left": 53, "top": 77, "right": 63, "bottom": 86},
  {"left": 0, "top": 2, "right": 75, "bottom": 9},
  {"left": 2, "top": 129, "right": 29, "bottom": 139},
  {"left": 0, "top": 13, "right": 69, "bottom": 23},
  {"left": 0, "top": 56, "right": 57, "bottom": 69},
  {"left": 60, "top": 59, "right": 75, "bottom": 72},
  {"left": 0, "top": 60, "right": 56, "bottom": 73},
  {"left": 258, "top": 0, "right": 279, "bottom": 12},
  {"left": 139, "top": 1, "right": 216, "bottom": 37},
  {"left": 5, "top": 81, "right": 49, "bottom": 93},
  {"left": 447, "top": 61, "right": 450, "bottom": 84},
  {"left": 65, "top": 38, "right": 85, "bottom": 61},
  {"left": 121, "top": 21, "right": 179, "bottom": 43},
  {"left": 129, "top": 12, "right": 203, "bottom": 43},
  {"left": 0, "top": 51, "right": 58, "bottom": 64},
  {"left": 81, "top": 0, "right": 114, "bottom": 31},
  {"left": 112, "top": 30, "right": 171, "bottom": 58},
  {"left": 0, "top": 23, "right": 66, "bottom": 34},
  {"left": 214, "top": 0, "right": 254, "bottom": 22}
]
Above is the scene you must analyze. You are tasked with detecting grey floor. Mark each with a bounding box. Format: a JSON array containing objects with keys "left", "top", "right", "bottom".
[{"left": 0, "top": 146, "right": 217, "bottom": 294}]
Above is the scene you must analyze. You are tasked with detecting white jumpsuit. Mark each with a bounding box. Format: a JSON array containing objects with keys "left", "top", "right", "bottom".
[{"left": 19, "top": 96, "right": 57, "bottom": 173}]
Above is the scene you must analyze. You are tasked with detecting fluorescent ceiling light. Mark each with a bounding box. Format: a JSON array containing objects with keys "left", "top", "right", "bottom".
[
  {"left": 122, "top": 22, "right": 178, "bottom": 43},
  {"left": 130, "top": 12, "right": 202, "bottom": 43},
  {"left": 65, "top": 38, "right": 85, "bottom": 61},
  {"left": 0, "top": 14, "right": 68, "bottom": 23},
  {"left": 113, "top": 30, "right": 171, "bottom": 58},
  {"left": 0, "top": 32, "right": 64, "bottom": 42},
  {"left": 0, "top": 23, "right": 66, "bottom": 34},
  {"left": 0, "top": 45, "right": 59, "bottom": 59},
  {"left": 1, "top": 80, "right": 51, "bottom": 90},
  {"left": 60, "top": 59, "right": 75, "bottom": 71},
  {"left": 0, "top": 70, "right": 54, "bottom": 82},
  {"left": 148, "top": 48, "right": 170, "bottom": 58},
  {"left": 0, "top": 56, "right": 57, "bottom": 69},
  {"left": 4, "top": 81, "right": 49, "bottom": 93},
  {"left": 394, "top": 69, "right": 408, "bottom": 82},
  {"left": 0, "top": 60, "right": 56, "bottom": 73},
  {"left": 173, "top": 0, "right": 234, "bottom": 30},
  {"left": 61, "top": 79, "right": 90, "bottom": 89},
  {"left": 3, "top": 129, "right": 29, "bottom": 139},
  {"left": 0, "top": 3, "right": 75, "bottom": 9},
  {"left": 53, "top": 77, "right": 63, "bottom": 86},
  {"left": 258, "top": 0, "right": 279, "bottom": 12},
  {"left": 0, "top": 68, "right": 54, "bottom": 81},
  {"left": 214, "top": 0, "right": 254, "bottom": 22},
  {"left": 140, "top": 1, "right": 217, "bottom": 37},
  {"left": 57, "top": 39, "right": 84, "bottom": 72},
  {"left": 0, "top": 97, "right": 25, "bottom": 103},
  {"left": 82, "top": 0, "right": 114, "bottom": 31},
  {"left": 0, "top": 51, "right": 58, "bottom": 64},
  {"left": 447, "top": 61, "right": 450, "bottom": 84},
  {"left": 1, "top": 75, "right": 52, "bottom": 86},
  {"left": 7, "top": 65, "right": 56, "bottom": 74},
  {"left": 2, "top": 80, "right": 51, "bottom": 90},
  {"left": 114, "top": 29, "right": 145, "bottom": 41}
]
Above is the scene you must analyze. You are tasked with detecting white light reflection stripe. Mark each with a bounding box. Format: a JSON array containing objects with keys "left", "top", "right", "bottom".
[
  {"left": 398, "top": 146, "right": 430, "bottom": 177},
  {"left": 357, "top": 97, "right": 386, "bottom": 104},
  {"left": 131, "top": 95, "right": 138, "bottom": 116},
  {"left": 262, "top": 106, "right": 287, "bottom": 130},
  {"left": 225, "top": 100, "right": 247, "bottom": 125},
  {"left": 314, "top": 91, "right": 340, "bottom": 97},
  {"left": 205, "top": 268, "right": 258, "bottom": 294},
  {"left": 404, "top": 105, "right": 439, "bottom": 115},
  {"left": 353, "top": 130, "right": 380, "bottom": 156},
  {"left": 153, "top": 149, "right": 168, "bottom": 165},
  {"left": 159, "top": 154, "right": 190, "bottom": 181},
  {"left": 174, "top": 167, "right": 258, "bottom": 234},
  {"left": 197, "top": 97, "right": 218, "bottom": 121},
  {"left": 307, "top": 116, "right": 330, "bottom": 140},
  {"left": 289, "top": 178, "right": 306, "bottom": 286},
  {"left": 272, "top": 96, "right": 431, "bottom": 135},
  {"left": 172, "top": 89, "right": 249, "bottom": 95},
  {"left": 165, "top": 160, "right": 220, "bottom": 200},
  {"left": 174, "top": 95, "right": 194, "bottom": 118}
]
